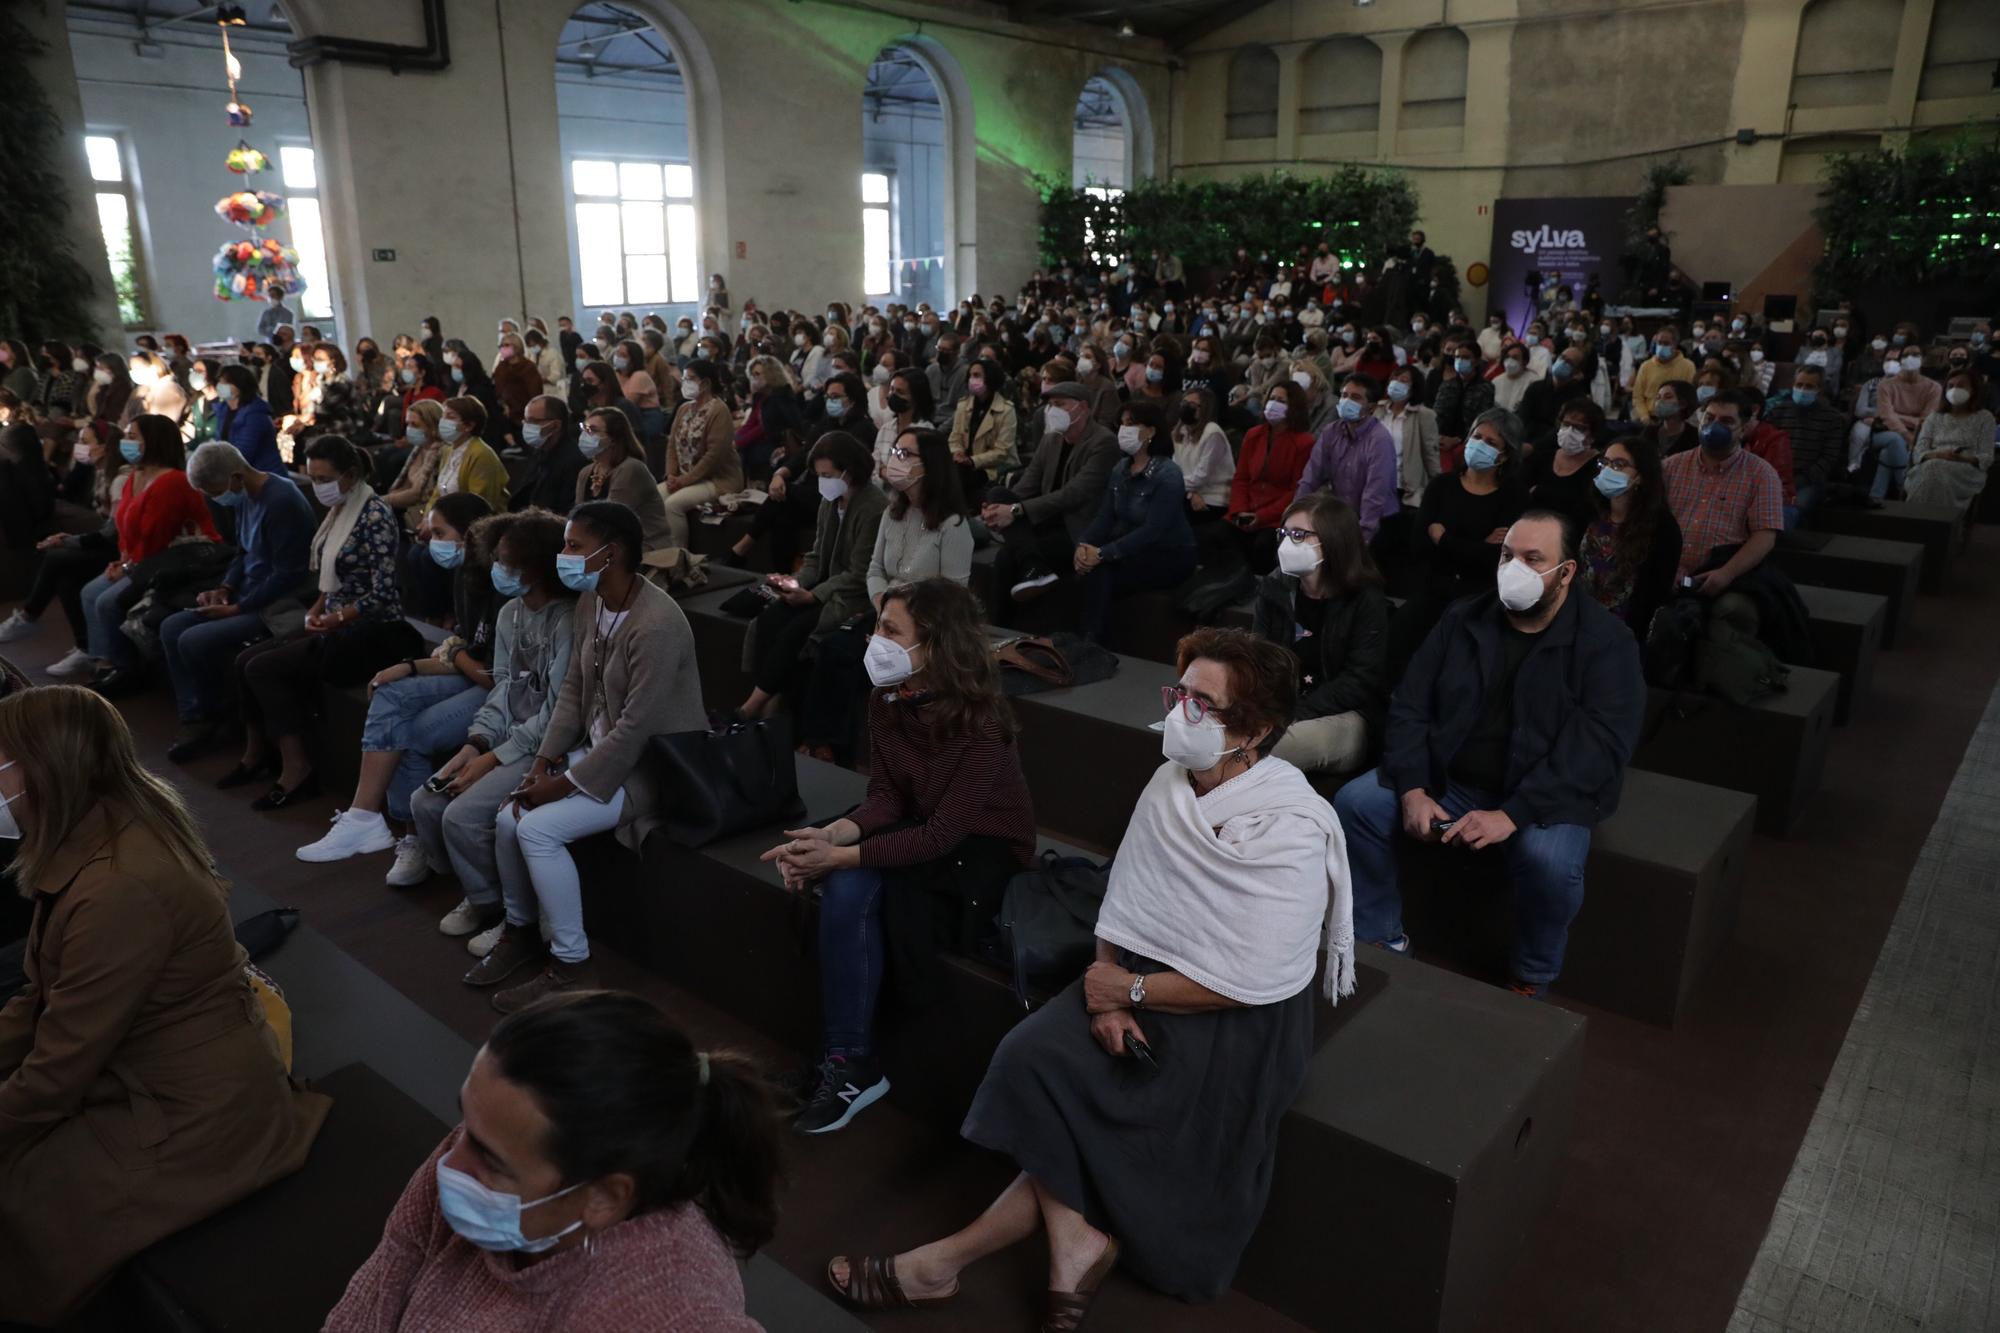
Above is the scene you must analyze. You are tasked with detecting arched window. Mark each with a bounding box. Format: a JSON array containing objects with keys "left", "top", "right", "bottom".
[
  {"left": 1400, "top": 27, "right": 1468, "bottom": 130},
  {"left": 862, "top": 45, "right": 947, "bottom": 306},
  {"left": 1073, "top": 76, "right": 1128, "bottom": 189},
  {"left": 1919, "top": 0, "right": 2000, "bottom": 100},
  {"left": 1792, "top": 0, "right": 1905, "bottom": 109},
  {"left": 1300, "top": 37, "right": 1383, "bottom": 137},
  {"left": 1226, "top": 46, "right": 1280, "bottom": 140}
]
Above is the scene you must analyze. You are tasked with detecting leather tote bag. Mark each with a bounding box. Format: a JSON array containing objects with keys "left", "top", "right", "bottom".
[{"left": 653, "top": 715, "right": 806, "bottom": 847}]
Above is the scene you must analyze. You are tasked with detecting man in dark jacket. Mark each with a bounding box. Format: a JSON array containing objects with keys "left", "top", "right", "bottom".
[
  {"left": 1332, "top": 509, "right": 1645, "bottom": 996},
  {"left": 508, "top": 396, "right": 584, "bottom": 514},
  {"left": 979, "top": 380, "right": 1116, "bottom": 624}
]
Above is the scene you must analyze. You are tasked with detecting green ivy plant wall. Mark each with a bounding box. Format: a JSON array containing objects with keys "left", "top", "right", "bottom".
[
  {"left": 1813, "top": 131, "right": 2000, "bottom": 307},
  {"left": 0, "top": 10, "right": 104, "bottom": 346}
]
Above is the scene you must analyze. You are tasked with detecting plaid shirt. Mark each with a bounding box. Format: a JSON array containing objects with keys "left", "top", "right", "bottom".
[{"left": 1663, "top": 445, "right": 1784, "bottom": 576}]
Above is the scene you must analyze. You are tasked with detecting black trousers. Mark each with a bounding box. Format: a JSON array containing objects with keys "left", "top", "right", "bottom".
[
  {"left": 749, "top": 597, "right": 822, "bottom": 695},
  {"left": 749, "top": 478, "right": 819, "bottom": 572},
  {"left": 23, "top": 540, "right": 110, "bottom": 644},
  {"left": 235, "top": 617, "right": 421, "bottom": 741},
  {"left": 797, "top": 614, "right": 873, "bottom": 756},
  {"left": 984, "top": 488, "right": 1074, "bottom": 627}
]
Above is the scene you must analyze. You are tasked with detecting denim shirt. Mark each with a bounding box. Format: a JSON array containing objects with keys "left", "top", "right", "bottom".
[{"left": 1080, "top": 455, "right": 1196, "bottom": 562}]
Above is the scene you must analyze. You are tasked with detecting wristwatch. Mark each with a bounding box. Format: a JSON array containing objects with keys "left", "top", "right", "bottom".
[{"left": 1128, "top": 973, "right": 1147, "bottom": 1007}]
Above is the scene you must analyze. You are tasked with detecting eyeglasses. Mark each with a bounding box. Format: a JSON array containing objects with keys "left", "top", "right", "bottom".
[
  {"left": 1276, "top": 527, "right": 1316, "bottom": 543},
  {"left": 1162, "top": 683, "right": 1227, "bottom": 725},
  {"left": 888, "top": 445, "right": 916, "bottom": 461}
]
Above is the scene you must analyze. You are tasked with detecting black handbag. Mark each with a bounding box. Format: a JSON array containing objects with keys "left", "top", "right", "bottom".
[
  {"left": 652, "top": 715, "right": 805, "bottom": 847},
  {"left": 997, "top": 851, "right": 1110, "bottom": 1009}
]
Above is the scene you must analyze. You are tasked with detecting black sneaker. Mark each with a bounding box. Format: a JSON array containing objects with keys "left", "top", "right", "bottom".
[
  {"left": 793, "top": 1054, "right": 890, "bottom": 1135},
  {"left": 1010, "top": 566, "right": 1060, "bottom": 600}
]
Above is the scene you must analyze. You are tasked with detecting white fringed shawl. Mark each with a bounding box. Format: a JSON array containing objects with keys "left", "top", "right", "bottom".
[{"left": 1095, "top": 756, "right": 1356, "bottom": 1006}]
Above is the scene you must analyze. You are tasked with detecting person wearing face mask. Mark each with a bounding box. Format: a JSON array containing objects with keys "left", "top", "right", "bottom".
[
  {"left": 1761, "top": 363, "right": 1843, "bottom": 521},
  {"left": 1335, "top": 510, "right": 1644, "bottom": 1000},
  {"left": 980, "top": 381, "right": 1117, "bottom": 618},
  {"left": 0, "top": 687, "right": 331, "bottom": 1327},
  {"left": 383, "top": 397, "right": 449, "bottom": 538},
  {"left": 573, "top": 407, "right": 672, "bottom": 552},
  {"left": 82, "top": 352, "right": 135, "bottom": 433},
  {"left": 1519, "top": 347, "right": 1588, "bottom": 441},
  {"left": 468, "top": 502, "right": 704, "bottom": 1012},
  {"left": 835, "top": 628, "right": 1351, "bottom": 1311},
  {"left": 1577, "top": 436, "right": 1681, "bottom": 642},
  {"left": 945, "top": 356, "right": 1019, "bottom": 497},
  {"left": 153, "top": 443, "right": 315, "bottom": 759},
  {"left": 1661, "top": 394, "right": 1784, "bottom": 595},
  {"left": 1395, "top": 407, "right": 1532, "bottom": 670},
  {"left": 1225, "top": 381, "right": 1319, "bottom": 574},
  {"left": 732, "top": 354, "right": 805, "bottom": 481},
  {"left": 762, "top": 578, "right": 1032, "bottom": 1135},
  {"left": 1251, "top": 495, "right": 1389, "bottom": 776},
  {"left": 735, "top": 433, "right": 887, "bottom": 722},
  {"left": 1173, "top": 386, "right": 1236, "bottom": 520},
  {"left": 506, "top": 395, "right": 583, "bottom": 513},
  {"left": 1643, "top": 379, "right": 1700, "bottom": 458},
  {"left": 127, "top": 349, "right": 188, "bottom": 432},
  {"left": 1902, "top": 369, "right": 1994, "bottom": 509},
  {"left": 868, "top": 364, "right": 934, "bottom": 479},
  {"left": 1069, "top": 341, "right": 1122, "bottom": 428},
  {"left": 1375, "top": 364, "right": 1440, "bottom": 522},
  {"left": 661, "top": 359, "right": 744, "bottom": 548},
  {"left": 418, "top": 396, "right": 510, "bottom": 549},
  {"left": 1490, "top": 343, "right": 1536, "bottom": 415},
  {"left": 1292, "top": 374, "right": 1399, "bottom": 543},
  {"left": 203, "top": 362, "right": 282, "bottom": 473},
  {"left": 181, "top": 355, "right": 224, "bottom": 446},
  {"left": 1630, "top": 326, "right": 1694, "bottom": 423},
  {"left": 491, "top": 331, "right": 546, "bottom": 445},
  {"left": 1071, "top": 402, "right": 1196, "bottom": 645},
  {"left": 1864, "top": 346, "right": 1943, "bottom": 500},
  {"left": 1724, "top": 388, "right": 1797, "bottom": 522},
  {"left": 328, "top": 992, "right": 775, "bottom": 1330},
  {"left": 227, "top": 437, "right": 418, "bottom": 812},
  {"left": 1521, "top": 397, "right": 1606, "bottom": 532},
  {"left": 1431, "top": 340, "right": 1494, "bottom": 464}
]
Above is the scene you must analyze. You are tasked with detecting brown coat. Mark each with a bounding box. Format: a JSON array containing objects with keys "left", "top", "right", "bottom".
[
  {"left": 0, "top": 805, "right": 330, "bottom": 1324},
  {"left": 665, "top": 396, "right": 743, "bottom": 492}
]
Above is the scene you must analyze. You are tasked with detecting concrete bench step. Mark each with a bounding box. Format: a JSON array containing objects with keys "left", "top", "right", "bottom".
[
  {"left": 1811, "top": 500, "right": 1960, "bottom": 592},
  {"left": 1636, "top": 665, "right": 1838, "bottom": 835},
  {"left": 1773, "top": 531, "right": 1923, "bottom": 648},
  {"left": 1795, "top": 584, "right": 1886, "bottom": 724}
]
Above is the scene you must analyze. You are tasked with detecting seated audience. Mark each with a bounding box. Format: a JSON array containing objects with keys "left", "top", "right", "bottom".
[
  {"left": 662, "top": 358, "right": 744, "bottom": 549},
  {"left": 0, "top": 686, "right": 328, "bottom": 1327},
  {"left": 1729, "top": 388, "right": 1796, "bottom": 522},
  {"left": 1520, "top": 397, "right": 1605, "bottom": 532},
  {"left": 1335, "top": 510, "right": 1644, "bottom": 998},
  {"left": 827, "top": 627, "right": 1352, "bottom": 1313},
  {"left": 577, "top": 406, "right": 673, "bottom": 552},
  {"left": 1431, "top": 339, "right": 1493, "bottom": 456},
  {"left": 1401, "top": 408, "right": 1530, "bottom": 654},
  {"left": 1762, "top": 363, "right": 1845, "bottom": 521},
  {"left": 1867, "top": 350, "right": 1944, "bottom": 500},
  {"left": 423, "top": 395, "right": 511, "bottom": 515},
  {"left": 384, "top": 398, "right": 447, "bottom": 535},
  {"left": 325, "top": 991, "right": 773, "bottom": 1331},
  {"left": 1579, "top": 436, "right": 1682, "bottom": 641},
  {"left": 1074, "top": 401, "right": 1196, "bottom": 644},
  {"left": 226, "top": 437, "right": 418, "bottom": 811},
  {"left": 736, "top": 432, "right": 887, "bottom": 721},
  {"left": 293, "top": 492, "right": 498, "bottom": 869},
  {"left": 1226, "top": 379, "right": 1318, "bottom": 573},
  {"left": 980, "top": 380, "right": 1117, "bottom": 619},
  {"left": 162, "top": 442, "right": 315, "bottom": 759},
  {"left": 946, "top": 356, "right": 1018, "bottom": 499},
  {"left": 1903, "top": 370, "right": 1994, "bottom": 510},
  {"left": 1252, "top": 495, "right": 1388, "bottom": 776},
  {"left": 1663, "top": 393, "right": 1783, "bottom": 593},
  {"left": 1643, "top": 380, "right": 1699, "bottom": 458},
  {"left": 492, "top": 331, "right": 545, "bottom": 441},
  {"left": 1377, "top": 364, "right": 1440, "bottom": 514},
  {"left": 211, "top": 363, "right": 283, "bottom": 473},
  {"left": 465, "top": 501, "right": 703, "bottom": 1013},
  {"left": 1171, "top": 386, "right": 1235, "bottom": 518},
  {"left": 1294, "top": 373, "right": 1398, "bottom": 543},
  {"left": 1631, "top": 327, "right": 1695, "bottom": 423},
  {"left": 508, "top": 394, "right": 584, "bottom": 513},
  {"left": 0, "top": 422, "right": 54, "bottom": 552},
  {"left": 735, "top": 354, "right": 805, "bottom": 479},
  {"left": 765, "top": 579, "right": 1034, "bottom": 1134}
]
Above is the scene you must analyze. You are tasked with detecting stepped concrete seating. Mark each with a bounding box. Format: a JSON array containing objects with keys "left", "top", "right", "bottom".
[
  {"left": 1636, "top": 665, "right": 1838, "bottom": 834},
  {"left": 639, "top": 757, "right": 1582, "bottom": 1332},
  {"left": 1773, "top": 531, "right": 1923, "bottom": 648},
  {"left": 1811, "top": 499, "right": 1960, "bottom": 592},
  {"left": 967, "top": 544, "right": 1188, "bottom": 660},
  {"left": 1795, "top": 584, "right": 1886, "bottom": 724},
  {"left": 129, "top": 884, "right": 863, "bottom": 1331}
]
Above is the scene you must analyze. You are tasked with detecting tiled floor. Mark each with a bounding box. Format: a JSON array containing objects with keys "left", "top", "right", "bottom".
[{"left": 1732, "top": 682, "right": 2000, "bottom": 1331}]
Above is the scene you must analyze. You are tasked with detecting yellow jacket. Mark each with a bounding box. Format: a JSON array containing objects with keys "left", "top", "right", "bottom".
[{"left": 421, "top": 436, "right": 510, "bottom": 514}]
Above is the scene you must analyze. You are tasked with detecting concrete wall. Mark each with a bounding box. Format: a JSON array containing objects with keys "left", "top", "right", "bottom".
[
  {"left": 863, "top": 104, "right": 950, "bottom": 312},
  {"left": 67, "top": 17, "right": 316, "bottom": 345}
]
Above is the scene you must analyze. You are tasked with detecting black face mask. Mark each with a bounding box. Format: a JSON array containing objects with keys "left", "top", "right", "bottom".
[
  {"left": 1179, "top": 403, "right": 1198, "bottom": 425},
  {"left": 886, "top": 392, "right": 909, "bottom": 415},
  {"left": 938, "top": 349, "right": 958, "bottom": 366}
]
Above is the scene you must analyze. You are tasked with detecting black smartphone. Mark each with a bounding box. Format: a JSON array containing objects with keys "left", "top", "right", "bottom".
[
  {"left": 1431, "top": 817, "right": 1458, "bottom": 836},
  {"left": 424, "top": 774, "right": 452, "bottom": 794},
  {"left": 1124, "top": 1032, "right": 1159, "bottom": 1070}
]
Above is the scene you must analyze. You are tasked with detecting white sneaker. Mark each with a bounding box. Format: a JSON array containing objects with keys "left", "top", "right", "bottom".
[
  {"left": 385, "top": 835, "right": 431, "bottom": 887},
  {"left": 0, "top": 611, "right": 36, "bottom": 644},
  {"left": 465, "top": 918, "right": 506, "bottom": 956},
  {"left": 44, "top": 648, "right": 100, "bottom": 678},
  {"left": 295, "top": 808, "right": 396, "bottom": 863},
  {"left": 440, "top": 897, "right": 497, "bottom": 937}
]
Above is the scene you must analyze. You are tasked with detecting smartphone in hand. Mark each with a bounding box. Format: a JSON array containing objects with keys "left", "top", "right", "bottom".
[{"left": 1124, "top": 1032, "right": 1159, "bottom": 1070}]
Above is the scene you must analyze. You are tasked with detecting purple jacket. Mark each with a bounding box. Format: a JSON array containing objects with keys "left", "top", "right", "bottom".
[{"left": 1294, "top": 415, "right": 1400, "bottom": 539}]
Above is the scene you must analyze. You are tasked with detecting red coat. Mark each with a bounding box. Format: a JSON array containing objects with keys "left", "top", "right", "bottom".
[
  {"left": 1745, "top": 421, "right": 1796, "bottom": 504},
  {"left": 114, "top": 469, "right": 220, "bottom": 564},
  {"left": 1227, "top": 424, "right": 1317, "bottom": 528}
]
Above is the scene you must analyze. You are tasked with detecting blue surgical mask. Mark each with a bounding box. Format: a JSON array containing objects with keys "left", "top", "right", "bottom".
[
  {"left": 1654, "top": 343, "right": 1674, "bottom": 361},
  {"left": 400, "top": 367, "right": 416, "bottom": 384},
  {"left": 1701, "top": 422, "right": 1735, "bottom": 454},
  {"left": 1656, "top": 399, "right": 1682, "bottom": 418},
  {"left": 577, "top": 431, "right": 603, "bottom": 458},
  {"left": 1792, "top": 388, "right": 1819, "bottom": 406},
  {"left": 1145, "top": 367, "right": 1164, "bottom": 383},
  {"left": 557, "top": 544, "right": 607, "bottom": 592},
  {"left": 825, "top": 397, "right": 848, "bottom": 419},
  {"left": 189, "top": 372, "right": 208, "bottom": 391},
  {"left": 490, "top": 563, "right": 528, "bottom": 598},
  {"left": 1386, "top": 380, "right": 1410, "bottom": 402},
  {"left": 213, "top": 485, "right": 246, "bottom": 509},
  {"left": 1551, "top": 359, "right": 1573, "bottom": 379},
  {"left": 439, "top": 419, "right": 464, "bottom": 443},
  {"left": 1695, "top": 384, "right": 1717, "bottom": 402},
  {"left": 435, "top": 1159, "right": 585, "bottom": 1255},
  {"left": 522, "top": 422, "right": 547, "bottom": 446},
  {"left": 120, "top": 440, "right": 142, "bottom": 464},
  {"left": 1336, "top": 397, "right": 1363, "bottom": 422},
  {"left": 428, "top": 539, "right": 463, "bottom": 570},
  {"left": 1453, "top": 356, "right": 1474, "bottom": 376},
  {"left": 1593, "top": 467, "right": 1630, "bottom": 499},
  {"left": 451, "top": 366, "right": 465, "bottom": 383},
  {"left": 1464, "top": 439, "right": 1500, "bottom": 471}
]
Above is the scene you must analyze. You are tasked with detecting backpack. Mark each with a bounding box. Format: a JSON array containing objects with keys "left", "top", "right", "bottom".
[
  {"left": 1695, "top": 592, "right": 1790, "bottom": 704},
  {"left": 997, "top": 851, "right": 1110, "bottom": 1009},
  {"left": 1642, "top": 596, "right": 1706, "bottom": 690}
]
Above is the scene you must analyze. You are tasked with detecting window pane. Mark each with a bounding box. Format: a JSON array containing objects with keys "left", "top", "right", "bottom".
[
  {"left": 95, "top": 192, "right": 145, "bottom": 326},
  {"left": 572, "top": 159, "right": 618, "bottom": 197},
  {"left": 861, "top": 172, "right": 889, "bottom": 204},
  {"left": 626, "top": 254, "right": 669, "bottom": 306},
  {"left": 862, "top": 205, "right": 891, "bottom": 297},
  {"left": 666, "top": 203, "right": 698, "bottom": 303},
  {"left": 85, "top": 135, "right": 122, "bottom": 183},
  {"left": 620, "top": 201, "right": 664, "bottom": 256},
  {"left": 619, "top": 161, "right": 663, "bottom": 201},
  {"left": 662, "top": 163, "right": 693, "bottom": 198},
  {"left": 289, "top": 196, "right": 333, "bottom": 319},
  {"left": 575, "top": 202, "right": 625, "bottom": 307},
  {"left": 279, "top": 145, "right": 317, "bottom": 190}
]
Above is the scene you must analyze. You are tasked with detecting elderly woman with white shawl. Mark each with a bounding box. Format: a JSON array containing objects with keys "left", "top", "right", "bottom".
[{"left": 825, "top": 628, "right": 1354, "bottom": 1325}]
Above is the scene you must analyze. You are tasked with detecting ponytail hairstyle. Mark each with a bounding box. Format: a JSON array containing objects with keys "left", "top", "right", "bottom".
[{"left": 485, "top": 991, "right": 784, "bottom": 1256}]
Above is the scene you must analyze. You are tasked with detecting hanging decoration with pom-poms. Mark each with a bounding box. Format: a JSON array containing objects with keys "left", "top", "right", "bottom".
[
  {"left": 208, "top": 11, "right": 303, "bottom": 302},
  {"left": 226, "top": 140, "right": 268, "bottom": 174},
  {"left": 213, "top": 238, "right": 304, "bottom": 303},
  {"left": 215, "top": 191, "right": 285, "bottom": 228}
]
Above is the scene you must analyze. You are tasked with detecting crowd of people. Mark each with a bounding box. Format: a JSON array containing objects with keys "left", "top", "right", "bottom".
[{"left": 1, "top": 246, "right": 1995, "bottom": 1328}]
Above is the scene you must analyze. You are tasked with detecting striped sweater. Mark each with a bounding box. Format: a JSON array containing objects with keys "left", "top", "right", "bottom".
[{"left": 852, "top": 690, "right": 1037, "bottom": 869}]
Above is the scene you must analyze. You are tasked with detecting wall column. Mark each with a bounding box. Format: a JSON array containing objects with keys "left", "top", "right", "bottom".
[
  {"left": 1723, "top": 0, "right": 1809, "bottom": 183},
  {"left": 1274, "top": 43, "right": 1303, "bottom": 164},
  {"left": 1880, "top": 0, "right": 1936, "bottom": 150},
  {"left": 1372, "top": 32, "right": 1408, "bottom": 163}
]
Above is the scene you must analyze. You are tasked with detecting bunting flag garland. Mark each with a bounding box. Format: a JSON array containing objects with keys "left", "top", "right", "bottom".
[{"left": 209, "top": 14, "right": 301, "bottom": 301}]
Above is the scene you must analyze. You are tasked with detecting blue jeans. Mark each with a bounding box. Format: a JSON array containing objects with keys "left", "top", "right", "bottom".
[
  {"left": 79, "top": 572, "right": 135, "bottom": 666},
  {"left": 1333, "top": 768, "right": 1592, "bottom": 986},
  {"left": 360, "top": 675, "right": 487, "bottom": 821},
  {"left": 1868, "top": 430, "right": 1909, "bottom": 499},
  {"left": 818, "top": 866, "right": 886, "bottom": 1057},
  {"left": 160, "top": 608, "right": 268, "bottom": 721}
]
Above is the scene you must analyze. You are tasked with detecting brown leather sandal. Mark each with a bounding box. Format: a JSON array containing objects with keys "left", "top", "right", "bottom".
[
  {"left": 1042, "top": 1235, "right": 1120, "bottom": 1332},
  {"left": 824, "top": 1254, "right": 959, "bottom": 1309}
]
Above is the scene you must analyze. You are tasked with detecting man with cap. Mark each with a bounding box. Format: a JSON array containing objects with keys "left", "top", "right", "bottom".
[{"left": 979, "top": 380, "right": 1117, "bottom": 623}]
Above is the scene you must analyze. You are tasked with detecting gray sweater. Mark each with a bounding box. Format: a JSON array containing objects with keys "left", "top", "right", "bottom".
[
  {"left": 467, "top": 595, "right": 576, "bottom": 765},
  {"left": 866, "top": 507, "right": 973, "bottom": 600}
]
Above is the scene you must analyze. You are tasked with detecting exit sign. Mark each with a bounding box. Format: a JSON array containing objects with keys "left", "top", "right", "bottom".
[{"left": 371, "top": 248, "right": 397, "bottom": 262}]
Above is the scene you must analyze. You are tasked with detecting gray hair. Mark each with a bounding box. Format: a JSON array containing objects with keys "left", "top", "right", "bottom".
[
  {"left": 1470, "top": 406, "right": 1525, "bottom": 451},
  {"left": 187, "top": 441, "right": 251, "bottom": 492}
]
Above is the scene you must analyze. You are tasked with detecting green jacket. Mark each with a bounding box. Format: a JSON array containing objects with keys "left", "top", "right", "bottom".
[{"left": 800, "top": 482, "right": 889, "bottom": 632}]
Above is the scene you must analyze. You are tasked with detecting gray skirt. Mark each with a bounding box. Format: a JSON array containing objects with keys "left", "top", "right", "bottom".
[{"left": 960, "top": 953, "right": 1316, "bottom": 1301}]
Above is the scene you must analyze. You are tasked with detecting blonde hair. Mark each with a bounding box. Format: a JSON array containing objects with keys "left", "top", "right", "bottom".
[
  {"left": 1287, "top": 359, "right": 1329, "bottom": 397},
  {"left": 0, "top": 686, "right": 215, "bottom": 893},
  {"left": 405, "top": 398, "right": 444, "bottom": 435},
  {"left": 822, "top": 325, "right": 850, "bottom": 354},
  {"left": 747, "top": 354, "right": 796, "bottom": 394}
]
